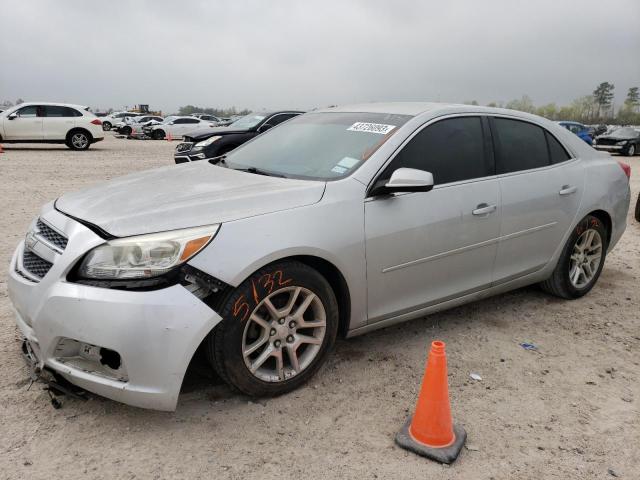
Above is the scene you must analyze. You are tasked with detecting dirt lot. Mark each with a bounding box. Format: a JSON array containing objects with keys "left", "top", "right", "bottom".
[{"left": 0, "top": 134, "right": 638, "bottom": 479}]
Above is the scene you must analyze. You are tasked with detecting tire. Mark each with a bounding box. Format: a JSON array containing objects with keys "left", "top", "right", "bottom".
[
  {"left": 634, "top": 193, "right": 640, "bottom": 223},
  {"left": 625, "top": 144, "right": 636, "bottom": 157},
  {"left": 102, "top": 122, "right": 112, "bottom": 131},
  {"left": 540, "top": 214, "right": 608, "bottom": 299},
  {"left": 206, "top": 260, "right": 339, "bottom": 397},
  {"left": 121, "top": 126, "right": 132, "bottom": 136},
  {"left": 66, "top": 130, "right": 92, "bottom": 150},
  {"left": 152, "top": 129, "right": 165, "bottom": 140}
]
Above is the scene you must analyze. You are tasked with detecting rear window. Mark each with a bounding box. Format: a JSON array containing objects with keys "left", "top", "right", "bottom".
[
  {"left": 545, "top": 132, "right": 571, "bottom": 164},
  {"left": 493, "top": 118, "right": 550, "bottom": 173}
]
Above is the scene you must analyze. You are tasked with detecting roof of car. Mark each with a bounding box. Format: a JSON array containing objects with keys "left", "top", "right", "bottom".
[{"left": 13, "top": 101, "right": 88, "bottom": 110}]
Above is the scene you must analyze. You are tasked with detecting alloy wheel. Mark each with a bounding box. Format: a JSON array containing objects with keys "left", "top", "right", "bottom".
[
  {"left": 71, "top": 133, "right": 89, "bottom": 149},
  {"left": 241, "top": 286, "right": 326, "bottom": 383},
  {"left": 569, "top": 228, "right": 603, "bottom": 289}
]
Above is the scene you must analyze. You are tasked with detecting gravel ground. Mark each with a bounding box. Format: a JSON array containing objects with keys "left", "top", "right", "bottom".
[{"left": 0, "top": 134, "right": 638, "bottom": 479}]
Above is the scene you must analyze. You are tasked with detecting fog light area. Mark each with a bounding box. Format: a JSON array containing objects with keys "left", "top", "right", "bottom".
[{"left": 53, "top": 338, "right": 128, "bottom": 382}]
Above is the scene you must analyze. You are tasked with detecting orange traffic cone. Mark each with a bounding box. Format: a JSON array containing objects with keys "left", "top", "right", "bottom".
[
  {"left": 166, "top": 131, "right": 172, "bottom": 142},
  {"left": 395, "top": 340, "right": 466, "bottom": 464}
]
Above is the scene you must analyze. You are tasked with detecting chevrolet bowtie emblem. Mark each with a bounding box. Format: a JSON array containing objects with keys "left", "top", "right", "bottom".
[{"left": 25, "top": 231, "right": 38, "bottom": 251}]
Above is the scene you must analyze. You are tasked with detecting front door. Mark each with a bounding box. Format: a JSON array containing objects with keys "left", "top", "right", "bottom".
[
  {"left": 365, "top": 115, "right": 500, "bottom": 323},
  {"left": 3, "top": 105, "right": 44, "bottom": 140}
]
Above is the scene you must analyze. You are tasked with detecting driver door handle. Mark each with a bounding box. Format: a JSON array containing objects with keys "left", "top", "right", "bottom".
[
  {"left": 472, "top": 203, "right": 497, "bottom": 216},
  {"left": 559, "top": 185, "right": 577, "bottom": 196}
]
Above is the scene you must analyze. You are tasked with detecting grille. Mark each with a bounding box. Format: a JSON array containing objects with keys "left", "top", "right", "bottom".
[
  {"left": 21, "top": 250, "right": 53, "bottom": 279},
  {"left": 596, "top": 138, "right": 618, "bottom": 146},
  {"left": 36, "top": 219, "right": 68, "bottom": 250},
  {"left": 176, "top": 142, "right": 193, "bottom": 153}
]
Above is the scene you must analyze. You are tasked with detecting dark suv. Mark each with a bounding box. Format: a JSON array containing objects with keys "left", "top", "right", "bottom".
[{"left": 174, "top": 111, "right": 302, "bottom": 163}]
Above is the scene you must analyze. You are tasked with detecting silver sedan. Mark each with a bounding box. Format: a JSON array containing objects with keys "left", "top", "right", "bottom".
[{"left": 8, "top": 103, "right": 630, "bottom": 410}]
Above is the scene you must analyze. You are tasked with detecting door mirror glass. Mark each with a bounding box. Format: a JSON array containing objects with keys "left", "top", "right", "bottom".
[{"left": 371, "top": 168, "right": 434, "bottom": 196}]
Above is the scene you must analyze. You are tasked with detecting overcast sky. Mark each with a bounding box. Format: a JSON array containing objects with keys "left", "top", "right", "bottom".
[{"left": 1, "top": 0, "right": 638, "bottom": 113}]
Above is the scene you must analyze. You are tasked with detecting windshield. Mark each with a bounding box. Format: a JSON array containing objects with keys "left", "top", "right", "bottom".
[
  {"left": 161, "top": 116, "right": 178, "bottom": 124},
  {"left": 609, "top": 127, "right": 639, "bottom": 138},
  {"left": 224, "top": 112, "right": 411, "bottom": 180},
  {"left": 229, "top": 113, "right": 267, "bottom": 130}
]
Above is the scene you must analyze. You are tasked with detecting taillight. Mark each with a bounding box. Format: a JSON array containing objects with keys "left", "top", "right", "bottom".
[
  {"left": 617, "top": 161, "right": 631, "bottom": 179},
  {"left": 90, "top": 119, "right": 102, "bottom": 126}
]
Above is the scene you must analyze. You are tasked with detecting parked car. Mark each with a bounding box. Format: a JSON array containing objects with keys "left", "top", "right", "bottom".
[
  {"left": 0, "top": 102, "right": 104, "bottom": 150},
  {"left": 101, "top": 112, "right": 144, "bottom": 131},
  {"left": 116, "top": 115, "right": 164, "bottom": 136},
  {"left": 557, "top": 121, "right": 592, "bottom": 145},
  {"left": 146, "top": 116, "right": 216, "bottom": 140},
  {"left": 8, "top": 103, "right": 630, "bottom": 411},
  {"left": 635, "top": 192, "right": 640, "bottom": 222},
  {"left": 587, "top": 124, "right": 608, "bottom": 139},
  {"left": 191, "top": 113, "right": 222, "bottom": 124},
  {"left": 174, "top": 111, "right": 303, "bottom": 163},
  {"left": 593, "top": 126, "right": 640, "bottom": 156}
]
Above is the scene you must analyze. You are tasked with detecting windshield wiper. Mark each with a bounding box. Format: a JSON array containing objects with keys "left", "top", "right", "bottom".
[
  {"left": 208, "top": 155, "right": 227, "bottom": 166},
  {"left": 234, "top": 166, "right": 287, "bottom": 178}
]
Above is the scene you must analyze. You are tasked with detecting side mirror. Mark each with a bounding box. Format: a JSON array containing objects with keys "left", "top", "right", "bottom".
[
  {"left": 370, "top": 168, "right": 434, "bottom": 197},
  {"left": 168, "top": 121, "right": 175, "bottom": 125},
  {"left": 258, "top": 123, "right": 273, "bottom": 133},
  {"left": 8, "top": 113, "right": 17, "bottom": 120}
]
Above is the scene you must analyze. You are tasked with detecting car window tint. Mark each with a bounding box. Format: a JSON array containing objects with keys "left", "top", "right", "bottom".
[
  {"left": 493, "top": 118, "right": 549, "bottom": 173},
  {"left": 268, "top": 114, "right": 298, "bottom": 127},
  {"left": 17, "top": 106, "right": 39, "bottom": 117},
  {"left": 186, "top": 118, "right": 199, "bottom": 123},
  {"left": 384, "top": 116, "right": 489, "bottom": 185},
  {"left": 545, "top": 131, "right": 571, "bottom": 164},
  {"left": 44, "top": 105, "right": 81, "bottom": 117}
]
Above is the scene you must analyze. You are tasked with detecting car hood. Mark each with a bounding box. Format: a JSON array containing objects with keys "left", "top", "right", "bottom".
[
  {"left": 186, "top": 126, "right": 250, "bottom": 141},
  {"left": 55, "top": 162, "right": 326, "bottom": 237},
  {"left": 597, "top": 134, "right": 636, "bottom": 141}
]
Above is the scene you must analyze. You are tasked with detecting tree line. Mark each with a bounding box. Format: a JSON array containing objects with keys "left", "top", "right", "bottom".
[
  {"left": 467, "top": 82, "right": 640, "bottom": 125},
  {"left": 176, "top": 105, "right": 251, "bottom": 117}
]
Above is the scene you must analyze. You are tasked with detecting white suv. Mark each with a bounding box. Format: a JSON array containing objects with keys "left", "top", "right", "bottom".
[{"left": 0, "top": 102, "right": 105, "bottom": 150}]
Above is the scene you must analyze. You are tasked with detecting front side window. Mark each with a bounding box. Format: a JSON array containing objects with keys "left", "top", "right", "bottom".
[
  {"left": 381, "top": 116, "right": 489, "bottom": 185},
  {"left": 225, "top": 112, "right": 411, "bottom": 180},
  {"left": 16, "top": 105, "right": 41, "bottom": 117},
  {"left": 493, "top": 118, "right": 549, "bottom": 173}
]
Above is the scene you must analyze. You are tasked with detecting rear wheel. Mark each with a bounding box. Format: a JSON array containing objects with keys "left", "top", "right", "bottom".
[
  {"left": 206, "top": 261, "right": 338, "bottom": 396},
  {"left": 634, "top": 193, "right": 640, "bottom": 222},
  {"left": 102, "top": 122, "right": 112, "bottom": 131},
  {"left": 540, "top": 214, "right": 608, "bottom": 299},
  {"left": 121, "top": 126, "right": 132, "bottom": 136},
  {"left": 66, "top": 130, "right": 91, "bottom": 150}
]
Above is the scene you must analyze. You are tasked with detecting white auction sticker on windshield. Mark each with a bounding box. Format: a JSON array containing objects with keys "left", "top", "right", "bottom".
[{"left": 347, "top": 122, "right": 396, "bottom": 135}]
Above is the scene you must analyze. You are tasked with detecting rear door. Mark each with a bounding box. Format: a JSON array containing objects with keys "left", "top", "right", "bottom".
[
  {"left": 3, "top": 105, "right": 44, "bottom": 140},
  {"left": 491, "top": 117, "right": 585, "bottom": 284},
  {"left": 365, "top": 115, "right": 500, "bottom": 323},
  {"left": 42, "top": 105, "right": 79, "bottom": 140}
]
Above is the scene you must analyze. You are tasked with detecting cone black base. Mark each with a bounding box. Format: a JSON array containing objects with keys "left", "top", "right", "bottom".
[{"left": 395, "top": 417, "right": 467, "bottom": 464}]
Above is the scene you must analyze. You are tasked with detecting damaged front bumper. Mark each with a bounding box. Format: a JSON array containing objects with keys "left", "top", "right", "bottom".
[{"left": 7, "top": 205, "right": 223, "bottom": 411}]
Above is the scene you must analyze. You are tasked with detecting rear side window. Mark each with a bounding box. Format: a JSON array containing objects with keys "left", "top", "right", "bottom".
[
  {"left": 385, "top": 116, "right": 490, "bottom": 185},
  {"left": 545, "top": 132, "right": 571, "bottom": 164},
  {"left": 44, "top": 106, "right": 82, "bottom": 117},
  {"left": 493, "top": 118, "right": 549, "bottom": 173}
]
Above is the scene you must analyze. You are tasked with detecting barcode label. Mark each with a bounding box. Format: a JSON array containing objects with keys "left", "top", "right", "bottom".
[{"left": 347, "top": 122, "right": 396, "bottom": 135}]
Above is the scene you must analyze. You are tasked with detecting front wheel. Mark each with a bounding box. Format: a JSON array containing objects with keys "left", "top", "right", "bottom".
[
  {"left": 540, "top": 215, "right": 608, "bottom": 299},
  {"left": 152, "top": 129, "right": 165, "bottom": 140},
  {"left": 207, "top": 261, "right": 339, "bottom": 396},
  {"left": 625, "top": 144, "right": 636, "bottom": 157}
]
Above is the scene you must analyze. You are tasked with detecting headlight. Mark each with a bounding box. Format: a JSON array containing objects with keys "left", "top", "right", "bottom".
[
  {"left": 78, "top": 225, "right": 219, "bottom": 280},
  {"left": 616, "top": 140, "right": 628, "bottom": 146},
  {"left": 195, "top": 136, "right": 221, "bottom": 148}
]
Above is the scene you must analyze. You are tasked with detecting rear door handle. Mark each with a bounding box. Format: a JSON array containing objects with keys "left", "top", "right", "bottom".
[
  {"left": 559, "top": 185, "right": 577, "bottom": 196},
  {"left": 472, "top": 203, "right": 497, "bottom": 216}
]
